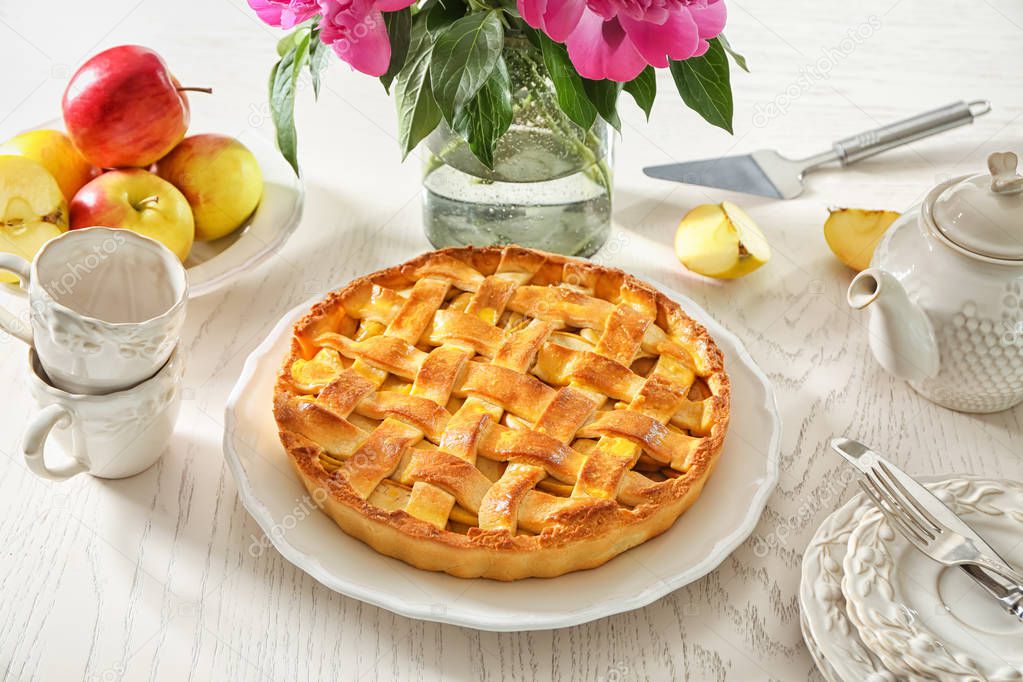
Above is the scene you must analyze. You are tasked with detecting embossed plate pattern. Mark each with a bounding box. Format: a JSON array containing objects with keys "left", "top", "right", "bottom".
[{"left": 843, "top": 478, "right": 1023, "bottom": 680}]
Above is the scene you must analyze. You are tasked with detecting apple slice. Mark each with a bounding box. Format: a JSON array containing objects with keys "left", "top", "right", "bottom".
[
  {"left": 674, "top": 201, "right": 770, "bottom": 279},
  {"left": 0, "top": 155, "right": 68, "bottom": 283},
  {"left": 824, "top": 208, "right": 900, "bottom": 271}
]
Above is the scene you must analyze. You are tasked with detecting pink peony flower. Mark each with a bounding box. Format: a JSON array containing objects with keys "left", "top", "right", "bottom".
[
  {"left": 519, "top": 0, "right": 727, "bottom": 81},
  {"left": 249, "top": 0, "right": 416, "bottom": 78},
  {"left": 319, "top": 0, "right": 415, "bottom": 77},
  {"left": 247, "top": 0, "right": 320, "bottom": 29}
]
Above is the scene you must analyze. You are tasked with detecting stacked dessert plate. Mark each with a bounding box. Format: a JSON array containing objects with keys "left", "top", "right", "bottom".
[{"left": 800, "top": 476, "right": 1023, "bottom": 681}]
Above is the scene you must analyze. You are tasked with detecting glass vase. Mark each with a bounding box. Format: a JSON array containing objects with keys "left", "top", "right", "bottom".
[{"left": 421, "top": 36, "right": 614, "bottom": 258}]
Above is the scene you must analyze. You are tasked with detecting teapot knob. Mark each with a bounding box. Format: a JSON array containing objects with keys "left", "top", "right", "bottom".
[{"left": 988, "top": 151, "right": 1023, "bottom": 194}]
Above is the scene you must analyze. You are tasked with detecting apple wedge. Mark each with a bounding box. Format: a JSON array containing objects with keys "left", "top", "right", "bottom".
[
  {"left": 823, "top": 208, "right": 900, "bottom": 271},
  {"left": 674, "top": 201, "right": 770, "bottom": 279},
  {"left": 0, "top": 155, "right": 68, "bottom": 284}
]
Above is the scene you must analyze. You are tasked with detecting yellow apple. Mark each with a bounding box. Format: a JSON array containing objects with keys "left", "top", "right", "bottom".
[
  {"left": 155, "top": 134, "right": 263, "bottom": 241},
  {"left": 0, "top": 129, "right": 97, "bottom": 202},
  {"left": 824, "top": 208, "right": 900, "bottom": 271},
  {"left": 674, "top": 201, "right": 770, "bottom": 279},
  {"left": 0, "top": 155, "right": 69, "bottom": 283},
  {"left": 69, "top": 169, "right": 194, "bottom": 261}
]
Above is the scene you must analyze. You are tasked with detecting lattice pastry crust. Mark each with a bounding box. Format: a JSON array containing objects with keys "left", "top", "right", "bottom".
[{"left": 274, "top": 246, "right": 730, "bottom": 580}]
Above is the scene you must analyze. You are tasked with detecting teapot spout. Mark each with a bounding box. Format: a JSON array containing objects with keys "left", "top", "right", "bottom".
[{"left": 848, "top": 268, "right": 940, "bottom": 383}]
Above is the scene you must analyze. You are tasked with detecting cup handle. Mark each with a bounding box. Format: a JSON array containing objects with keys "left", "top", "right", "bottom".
[
  {"left": 0, "top": 253, "right": 33, "bottom": 345},
  {"left": 22, "top": 404, "right": 89, "bottom": 481}
]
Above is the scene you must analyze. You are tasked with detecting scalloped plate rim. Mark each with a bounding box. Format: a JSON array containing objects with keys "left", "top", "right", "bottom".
[{"left": 799, "top": 474, "right": 950, "bottom": 681}]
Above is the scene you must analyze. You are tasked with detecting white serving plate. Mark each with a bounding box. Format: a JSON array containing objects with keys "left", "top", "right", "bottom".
[
  {"left": 223, "top": 282, "right": 781, "bottom": 631},
  {"left": 22, "top": 119, "right": 304, "bottom": 298}
]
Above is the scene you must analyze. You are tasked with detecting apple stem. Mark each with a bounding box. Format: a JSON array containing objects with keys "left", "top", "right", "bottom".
[
  {"left": 176, "top": 86, "right": 213, "bottom": 95},
  {"left": 136, "top": 195, "right": 161, "bottom": 210}
]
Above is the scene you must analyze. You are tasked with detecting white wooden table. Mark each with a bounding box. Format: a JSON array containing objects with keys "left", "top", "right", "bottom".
[{"left": 1, "top": 1, "right": 1021, "bottom": 679}]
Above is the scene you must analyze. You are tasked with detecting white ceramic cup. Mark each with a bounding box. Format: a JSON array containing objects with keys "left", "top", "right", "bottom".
[
  {"left": 22, "top": 345, "right": 184, "bottom": 481},
  {"left": 0, "top": 227, "right": 187, "bottom": 394}
]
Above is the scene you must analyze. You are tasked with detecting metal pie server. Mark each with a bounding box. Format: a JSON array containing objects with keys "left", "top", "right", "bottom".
[{"left": 644, "top": 100, "right": 992, "bottom": 199}]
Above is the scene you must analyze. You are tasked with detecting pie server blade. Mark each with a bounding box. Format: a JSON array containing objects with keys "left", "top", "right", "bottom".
[
  {"left": 644, "top": 151, "right": 795, "bottom": 199},
  {"left": 643, "top": 100, "right": 991, "bottom": 199}
]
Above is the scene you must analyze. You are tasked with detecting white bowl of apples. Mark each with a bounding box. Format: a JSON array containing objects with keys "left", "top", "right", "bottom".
[{"left": 0, "top": 45, "right": 303, "bottom": 298}]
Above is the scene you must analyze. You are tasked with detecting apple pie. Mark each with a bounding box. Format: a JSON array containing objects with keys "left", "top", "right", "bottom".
[{"left": 273, "top": 246, "right": 730, "bottom": 580}]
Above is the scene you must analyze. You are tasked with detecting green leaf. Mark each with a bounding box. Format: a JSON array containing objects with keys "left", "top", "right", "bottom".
[
  {"left": 426, "top": 0, "right": 465, "bottom": 33},
  {"left": 308, "top": 28, "right": 330, "bottom": 100},
  {"left": 520, "top": 22, "right": 542, "bottom": 49},
  {"left": 623, "top": 66, "right": 656, "bottom": 120},
  {"left": 498, "top": 1, "right": 521, "bottom": 19},
  {"left": 269, "top": 30, "right": 312, "bottom": 175},
  {"left": 394, "top": 16, "right": 443, "bottom": 158},
  {"left": 582, "top": 78, "right": 622, "bottom": 131},
  {"left": 669, "top": 38, "right": 733, "bottom": 134},
  {"left": 381, "top": 8, "right": 413, "bottom": 93},
  {"left": 276, "top": 21, "right": 314, "bottom": 57},
  {"left": 718, "top": 34, "right": 749, "bottom": 73},
  {"left": 453, "top": 55, "right": 513, "bottom": 168},
  {"left": 537, "top": 33, "right": 596, "bottom": 131},
  {"left": 428, "top": 11, "right": 504, "bottom": 125}
]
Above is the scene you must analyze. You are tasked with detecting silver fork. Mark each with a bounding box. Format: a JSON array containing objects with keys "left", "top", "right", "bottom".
[
  {"left": 857, "top": 463, "right": 1023, "bottom": 620},
  {"left": 856, "top": 458, "right": 1023, "bottom": 586}
]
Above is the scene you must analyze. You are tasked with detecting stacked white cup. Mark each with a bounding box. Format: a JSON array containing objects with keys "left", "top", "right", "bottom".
[{"left": 0, "top": 227, "right": 187, "bottom": 480}]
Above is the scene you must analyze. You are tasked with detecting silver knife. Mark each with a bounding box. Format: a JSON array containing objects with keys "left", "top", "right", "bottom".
[{"left": 962, "top": 564, "right": 1023, "bottom": 621}]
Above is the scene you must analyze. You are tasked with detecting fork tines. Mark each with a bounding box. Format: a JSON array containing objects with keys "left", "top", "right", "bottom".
[{"left": 857, "top": 461, "right": 941, "bottom": 546}]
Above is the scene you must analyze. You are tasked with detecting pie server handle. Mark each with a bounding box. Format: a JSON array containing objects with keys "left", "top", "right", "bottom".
[{"left": 829, "top": 100, "right": 991, "bottom": 166}]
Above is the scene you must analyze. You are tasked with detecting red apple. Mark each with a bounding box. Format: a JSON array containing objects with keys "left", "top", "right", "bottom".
[
  {"left": 62, "top": 45, "right": 209, "bottom": 169},
  {"left": 70, "top": 169, "right": 195, "bottom": 261}
]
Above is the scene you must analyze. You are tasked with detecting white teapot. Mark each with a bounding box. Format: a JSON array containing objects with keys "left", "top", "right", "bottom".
[{"left": 848, "top": 151, "right": 1023, "bottom": 413}]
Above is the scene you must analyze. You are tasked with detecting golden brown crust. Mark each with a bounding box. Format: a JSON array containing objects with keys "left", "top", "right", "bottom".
[{"left": 273, "top": 246, "right": 730, "bottom": 580}]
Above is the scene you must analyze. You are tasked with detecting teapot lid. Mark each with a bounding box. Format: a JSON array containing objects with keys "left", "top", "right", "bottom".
[{"left": 931, "top": 151, "right": 1023, "bottom": 261}]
